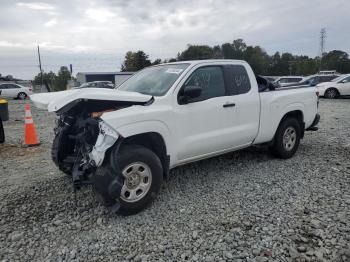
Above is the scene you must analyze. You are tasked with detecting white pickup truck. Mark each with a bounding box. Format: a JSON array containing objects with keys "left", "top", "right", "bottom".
[{"left": 31, "top": 60, "right": 320, "bottom": 214}]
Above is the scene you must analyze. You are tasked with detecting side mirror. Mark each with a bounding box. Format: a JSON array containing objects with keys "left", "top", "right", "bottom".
[{"left": 179, "top": 85, "right": 202, "bottom": 104}]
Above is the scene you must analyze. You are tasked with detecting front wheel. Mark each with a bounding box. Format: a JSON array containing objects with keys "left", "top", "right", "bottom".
[
  {"left": 269, "top": 118, "right": 301, "bottom": 159},
  {"left": 94, "top": 145, "right": 163, "bottom": 215}
]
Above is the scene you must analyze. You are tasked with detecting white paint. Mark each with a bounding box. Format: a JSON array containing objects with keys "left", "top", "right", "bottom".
[
  {"left": 30, "top": 88, "right": 152, "bottom": 111},
  {"left": 316, "top": 74, "right": 350, "bottom": 96},
  {"left": 31, "top": 60, "right": 319, "bottom": 169},
  {"left": 0, "top": 83, "right": 32, "bottom": 99},
  {"left": 89, "top": 121, "right": 119, "bottom": 167}
]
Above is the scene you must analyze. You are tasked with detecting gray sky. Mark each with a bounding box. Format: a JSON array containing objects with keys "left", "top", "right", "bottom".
[{"left": 1, "top": 0, "right": 349, "bottom": 79}]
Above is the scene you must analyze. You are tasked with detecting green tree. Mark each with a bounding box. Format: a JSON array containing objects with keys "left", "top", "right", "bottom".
[
  {"left": 244, "top": 46, "right": 270, "bottom": 75},
  {"left": 120, "top": 39, "right": 350, "bottom": 76},
  {"left": 322, "top": 50, "right": 349, "bottom": 73},
  {"left": 177, "top": 45, "right": 214, "bottom": 60},
  {"left": 121, "top": 50, "right": 151, "bottom": 72},
  {"left": 54, "top": 66, "right": 71, "bottom": 91},
  {"left": 33, "top": 71, "right": 56, "bottom": 88},
  {"left": 151, "top": 58, "right": 162, "bottom": 65}
]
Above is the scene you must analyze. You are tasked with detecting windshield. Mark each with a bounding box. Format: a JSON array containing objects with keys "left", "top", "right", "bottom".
[
  {"left": 301, "top": 76, "right": 315, "bottom": 83},
  {"left": 118, "top": 63, "right": 190, "bottom": 96},
  {"left": 79, "top": 83, "right": 91, "bottom": 88},
  {"left": 331, "top": 75, "right": 347, "bottom": 82}
]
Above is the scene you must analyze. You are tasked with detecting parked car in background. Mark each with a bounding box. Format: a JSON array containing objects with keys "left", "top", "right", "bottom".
[
  {"left": 75, "top": 81, "right": 115, "bottom": 89},
  {"left": 283, "top": 74, "right": 340, "bottom": 88},
  {"left": 318, "top": 70, "right": 338, "bottom": 75},
  {"left": 0, "top": 83, "right": 33, "bottom": 99},
  {"left": 273, "top": 76, "right": 304, "bottom": 87},
  {"left": 262, "top": 76, "right": 278, "bottom": 82},
  {"left": 316, "top": 74, "right": 350, "bottom": 98}
]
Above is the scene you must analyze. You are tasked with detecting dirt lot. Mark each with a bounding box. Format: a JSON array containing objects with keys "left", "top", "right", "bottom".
[{"left": 0, "top": 99, "right": 349, "bottom": 262}]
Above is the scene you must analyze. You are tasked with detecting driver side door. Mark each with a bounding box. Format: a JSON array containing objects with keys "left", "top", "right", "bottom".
[{"left": 173, "top": 65, "right": 240, "bottom": 162}]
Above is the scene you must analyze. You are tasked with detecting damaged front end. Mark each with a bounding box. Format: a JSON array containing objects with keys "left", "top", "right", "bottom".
[
  {"left": 49, "top": 97, "right": 153, "bottom": 194},
  {"left": 69, "top": 118, "right": 119, "bottom": 190}
]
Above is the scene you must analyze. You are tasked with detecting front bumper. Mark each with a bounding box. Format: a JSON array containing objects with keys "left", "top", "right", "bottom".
[{"left": 306, "top": 113, "right": 320, "bottom": 131}]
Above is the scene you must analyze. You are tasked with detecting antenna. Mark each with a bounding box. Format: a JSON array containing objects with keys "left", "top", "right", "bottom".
[{"left": 319, "top": 28, "right": 326, "bottom": 70}]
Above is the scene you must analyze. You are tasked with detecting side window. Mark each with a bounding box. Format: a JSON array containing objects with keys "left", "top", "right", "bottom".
[
  {"left": 182, "top": 66, "right": 225, "bottom": 103},
  {"left": 223, "top": 65, "right": 251, "bottom": 95},
  {"left": 0, "top": 84, "right": 7, "bottom": 89},
  {"left": 342, "top": 76, "right": 350, "bottom": 83},
  {"left": 7, "top": 84, "right": 19, "bottom": 89},
  {"left": 319, "top": 76, "right": 329, "bottom": 82},
  {"left": 279, "top": 78, "right": 288, "bottom": 83},
  {"left": 307, "top": 77, "right": 317, "bottom": 84}
]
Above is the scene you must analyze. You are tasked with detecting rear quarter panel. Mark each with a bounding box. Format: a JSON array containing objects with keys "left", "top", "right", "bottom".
[{"left": 254, "top": 87, "right": 317, "bottom": 144}]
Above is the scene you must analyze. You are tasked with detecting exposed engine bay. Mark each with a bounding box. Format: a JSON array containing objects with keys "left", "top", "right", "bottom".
[{"left": 51, "top": 98, "right": 152, "bottom": 191}]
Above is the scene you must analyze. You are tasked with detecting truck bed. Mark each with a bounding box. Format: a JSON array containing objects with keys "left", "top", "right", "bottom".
[{"left": 254, "top": 86, "right": 318, "bottom": 144}]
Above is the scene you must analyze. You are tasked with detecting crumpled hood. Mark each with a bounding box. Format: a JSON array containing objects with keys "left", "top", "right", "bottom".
[{"left": 30, "top": 88, "right": 152, "bottom": 112}]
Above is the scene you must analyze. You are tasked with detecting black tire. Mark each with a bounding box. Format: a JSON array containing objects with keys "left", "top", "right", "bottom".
[
  {"left": 51, "top": 126, "right": 75, "bottom": 175},
  {"left": 324, "top": 88, "right": 338, "bottom": 99},
  {"left": 17, "top": 92, "right": 27, "bottom": 100},
  {"left": 94, "top": 145, "right": 163, "bottom": 215},
  {"left": 269, "top": 118, "right": 301, "bottom": 159},
  {"left": 0, "top": 118, "right": 4, "bottom": 144}
]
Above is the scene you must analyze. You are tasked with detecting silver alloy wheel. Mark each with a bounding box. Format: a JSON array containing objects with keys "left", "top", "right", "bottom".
[
  {"left": 120, "top": 162, "right": 152, "bottom": 203},
  {"left": 18, "top": 93, "right": 26, "bottom": 100},
  {"left": 283, "top": 127, "right": 296, "bottom": 151},
  {"left": 326, "top": 89, "right": 336, "bottom": 98}
]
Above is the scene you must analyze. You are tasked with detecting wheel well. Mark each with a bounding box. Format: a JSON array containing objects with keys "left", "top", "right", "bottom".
[
  {"left": 325, "top": 87, "right": 339, "bottom": 95},
  {"left": 279, "top": 110, "right": 304, "bottom": 138},
  {"left": 120, "top": 132, "right": 169, "bottom": 178}
]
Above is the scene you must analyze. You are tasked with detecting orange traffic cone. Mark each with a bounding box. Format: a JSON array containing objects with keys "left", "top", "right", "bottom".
[{"left": 24, "top": 104, "right": 40, "bottom": 146}]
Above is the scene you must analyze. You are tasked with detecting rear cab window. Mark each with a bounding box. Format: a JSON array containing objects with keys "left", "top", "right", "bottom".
[{"left": 223, "top": 64, "right": 251, "bottom": 95}]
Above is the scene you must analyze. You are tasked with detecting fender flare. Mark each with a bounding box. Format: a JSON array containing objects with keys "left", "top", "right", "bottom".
[{"left": 108, "top": 120, "right": 173, "bottom": 159}]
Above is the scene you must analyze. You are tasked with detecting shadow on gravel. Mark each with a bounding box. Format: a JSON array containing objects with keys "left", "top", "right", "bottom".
[{"left": 167, "top": 146, "right": 274, "bottom": 182}]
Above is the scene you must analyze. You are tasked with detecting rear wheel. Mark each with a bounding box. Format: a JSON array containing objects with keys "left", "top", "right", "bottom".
[
  {"left": 324, "top": 88, "right": 338, "bottom": 99},
  {"left": 17, "top": 92, "right": 27, "bottom": 100},
  {"left": 269, "top": 118, "right": 301, "bottom": 159},
  {"left": 94, "top": 145, "right": 163, "bottom": 215}
]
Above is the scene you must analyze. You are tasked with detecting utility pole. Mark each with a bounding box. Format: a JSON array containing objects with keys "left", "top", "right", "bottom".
[
  {"left": 37, "top": 45, "right": 43, "bottom": 88},
  {"left": 319, "top": 28, "right": 326, "bottom": 71}
]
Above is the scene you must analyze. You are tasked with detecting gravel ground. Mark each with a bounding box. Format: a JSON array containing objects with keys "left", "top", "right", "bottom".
[{"left": 0, "top": 98, "right": 349, "bottom": 262}]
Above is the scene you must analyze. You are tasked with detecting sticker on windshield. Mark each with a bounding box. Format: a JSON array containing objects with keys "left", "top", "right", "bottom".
[{"left": 165, "top": 68, "right": 183, "bottom": 74}]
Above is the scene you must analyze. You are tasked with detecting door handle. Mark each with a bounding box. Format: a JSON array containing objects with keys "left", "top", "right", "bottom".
[{"left": 223, "top": 103, "right": 235, "bottom": 108}]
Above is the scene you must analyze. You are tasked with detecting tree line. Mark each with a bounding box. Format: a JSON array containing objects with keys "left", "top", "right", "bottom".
[
  {"left": 33, "top": 66, "right": 71, "bottom": 91},
  {"left": 121, "top": 39, "right": 350, "bottom": 76},
  {"left": 33, "top": 38, "right": 350, "bottom": 91}
]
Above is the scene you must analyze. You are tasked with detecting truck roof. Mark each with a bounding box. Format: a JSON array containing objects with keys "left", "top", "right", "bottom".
[{"left": 165, "top": 59, "right": 246, "bottom": 66}]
